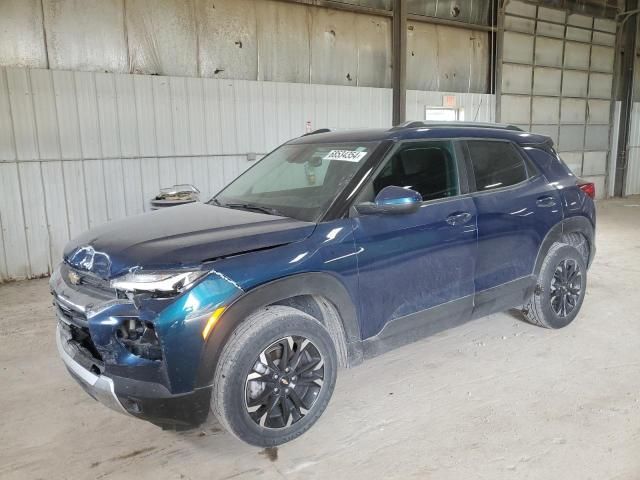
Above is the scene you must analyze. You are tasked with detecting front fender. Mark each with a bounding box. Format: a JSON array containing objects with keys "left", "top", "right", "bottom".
[{"left": 194, "top": 272, "right": 362, "bottom": 389}]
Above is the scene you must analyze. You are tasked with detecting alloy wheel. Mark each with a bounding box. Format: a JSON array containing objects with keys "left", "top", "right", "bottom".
[
  {"left": 245, "top": 336, "right": 325, "bottom": 429},
  {"left": 550, "top": 258, "right": 582, "bottom": 318}
]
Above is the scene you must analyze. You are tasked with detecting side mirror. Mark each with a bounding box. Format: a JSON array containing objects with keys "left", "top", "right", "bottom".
[{"left": 355, "top": 186, "right": 422, "bottom": 215}]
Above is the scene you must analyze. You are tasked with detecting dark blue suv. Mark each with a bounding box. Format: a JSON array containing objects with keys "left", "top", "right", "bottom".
[{"left": 51, "top": 122, "right": 596, "bottom": 446}]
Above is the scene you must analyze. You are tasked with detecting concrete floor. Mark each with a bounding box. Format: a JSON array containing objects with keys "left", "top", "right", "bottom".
[{"left": 1, "top": 198, "right": 639, "bottom": 480}]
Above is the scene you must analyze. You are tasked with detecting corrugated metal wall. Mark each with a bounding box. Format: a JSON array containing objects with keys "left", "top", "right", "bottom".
[
  {"left": 625, "top": 102, "right": 640, "bottom": 195},
  {"left": 0, "top": 66, "right": 494, "bottom": 281},
  {"left": 498, "top": 0, "right": 617, "bottom": 198},
  {"left": 0, "top": 0, "right": 494, "bottom": 93}
]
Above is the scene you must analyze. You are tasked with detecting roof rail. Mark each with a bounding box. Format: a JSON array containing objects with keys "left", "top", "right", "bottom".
[
  {"left": 390, "top": 121, "right": 523, "bottom": 132},
  {"left": 302, "top": 128, "right": 334, "bottom": 136}
]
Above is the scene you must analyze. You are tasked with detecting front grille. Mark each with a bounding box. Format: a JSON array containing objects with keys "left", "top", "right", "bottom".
[
  {"left": 53, "top": 295, "right": 88, "bottom": 328},
  {"left": 54, "top": 297, "right": 103, "bottom": 364},
  {"left": 60, "top": 320, "right": 104, "bottom": 364}
]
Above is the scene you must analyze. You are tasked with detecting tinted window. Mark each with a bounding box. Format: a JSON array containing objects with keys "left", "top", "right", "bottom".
[
  {"left": 467, "top": 141, "right": 527, "bottom": 191},
  {"left": 368, "top": 141, "right": 459, "bottom": 202}
]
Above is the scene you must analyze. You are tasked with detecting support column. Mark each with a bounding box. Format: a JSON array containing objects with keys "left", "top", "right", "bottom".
[
  {"left": 614, "top": 2, "right": 639, "bottom": 197},
  {"left": 392, "top": 0, "right": 407, "bottom": 126}
]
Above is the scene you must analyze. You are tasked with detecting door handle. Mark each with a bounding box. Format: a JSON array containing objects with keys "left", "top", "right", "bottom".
[
  {"left": 446, "top": 212, "right": 472, "bottom": 226},
  {"left": 536, "top": 196, "right": 556, "bottom": 208}
]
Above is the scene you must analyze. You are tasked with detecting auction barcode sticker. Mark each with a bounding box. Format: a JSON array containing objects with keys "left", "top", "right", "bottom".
[{"left": 323, "top": 150, "right": 367, "bottom": 162}]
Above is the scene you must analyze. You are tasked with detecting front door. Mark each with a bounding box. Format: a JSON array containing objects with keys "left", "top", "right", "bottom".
[{"left": 351, "top": 140, "right": 478, "bottom": 353}]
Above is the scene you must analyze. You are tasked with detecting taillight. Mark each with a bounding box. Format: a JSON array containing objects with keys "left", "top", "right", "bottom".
[{"left": 577, "top": 181, "right": 595, "bottom": 199}]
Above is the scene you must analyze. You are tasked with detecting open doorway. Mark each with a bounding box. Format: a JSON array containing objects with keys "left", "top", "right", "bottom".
[{"left": 425, "top": 107, "right": 464, "bottom": 122}]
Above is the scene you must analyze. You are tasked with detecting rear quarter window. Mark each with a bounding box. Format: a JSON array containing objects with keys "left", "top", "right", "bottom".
[{"left": 466, "top": 140, "right": 528, "bottom": 191}]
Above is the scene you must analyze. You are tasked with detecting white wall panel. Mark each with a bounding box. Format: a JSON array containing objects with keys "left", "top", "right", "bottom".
[
  {"left": 533, "top": 67, "right": 561, "bottom": 96},
  {"left": 0, "top": 69, "right": 17, "bottom": 161},
  {"left": 30, "top": 69, "right": 61, "bottom": 160},
  {"left": 75, "top": 71, "right": 102, "bottom": 159},
  {"left": 18, "top": 162, "right": 50, "bottom": 276},
  {"left": 52, "top": 70, "right": 82, "bottom": 159},
  {"left": 626, "top": 104, "right": 640, "bottom": 195},
  {"left": 0, "top": 0, "right": 47, "bottom": 68},
  {"left": 43, "top": 0, "right": 128, "bottom": 73},
  {"left": 535, "top": 37, "right": 563, "bottom": 67},
  {"left": 0, "top": 163, "right": 30, "bottom": 279},
  {"left": 6, "top": 68, "right": 39, "bottom": 160},
  {"left": 0, "top": 66, "right": 494, "bottom": 281}
]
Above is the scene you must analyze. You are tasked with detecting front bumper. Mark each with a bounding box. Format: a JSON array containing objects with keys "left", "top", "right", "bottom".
[
  {"left": 50, "top": 263, "right": 236, "bottom": 428},
  {"left": 56, "top": 323, "right": 128, "bottom": 414}
]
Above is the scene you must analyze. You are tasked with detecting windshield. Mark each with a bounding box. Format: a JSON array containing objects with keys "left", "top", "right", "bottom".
[{"left": 212, "top": 141, "right": 380, "bottom": 222}]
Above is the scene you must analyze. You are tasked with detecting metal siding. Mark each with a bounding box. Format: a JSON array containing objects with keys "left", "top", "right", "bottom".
[
  {"left": 219, "top": 80, "right": 239, "bottom": 154},
  {"left": 354, "top": 14, "right": 392, "bottom": 88},
  {"left": 83, "top": 159, "right": 109, "bottom": 228},
  {"left": 122, "top": 157, "right": 144, "bottom": 216},
  {"left": 126, "top": 0, "right": 198, "bottom": 77},
  {"left": 500, "top": 5, "right": 616, "bottom": 197},
  {"left": 95, "top": 73, "right": 121, "bottom": 159},
  {"left": 196, "top": 0, "right": 259, "bottom": 80},
  {"left": 133, "top": 75, "right": 158, "bottom": 157},
  {"left": 202, "top": 78, "right": 224, "bottom": 155},
  {"left": 186, "top": 77, "right": 207, "bottom": 155},
  {"left": 74, "top": 71, "right": 102, "bottom": 159},
  {"left": 0, "top": 0, "right": 47, "bottom": 68},
  {"left": 310, "top": 8, "right": 358, "bottom": 87},
  {"left": 6, "top": 68, "right": 39, "bottom": 161},
  {"left": 52, "top": 70, "right": 82, "bottom": 159},
  {"left": 18, "top": 162, "right": 50, "bottom": 275},
  {"left": 256, "top": 2, "right": 311, "bottom": 84},
  {"left": 29, "top": 69, "right": 61, "bottom": 160},
  {"left": 114, "top": 75, "right": 140, "bottom": 157},
  {"left": 626, "top": 103, "right": 640, "bottom": 195},
  {"left": 62, "top": 160, "right": 89, "bottom": 238},
  {"left": 169, "top": 76, "right": 191, "bottom": 156},
  {"left": 0, "top": 69, "right": 17, "bottom": 161},
  {"left": 43, "top": 0, "right": 128, "bottom": 73},
  {"left": 152, "top": 76, "right": 175, "bottom": 156},
  {"left": 103, "top": 158, "right": 127, "bottom": 221},
  {"left": 0, "top": 163, "right": 30, "bottom": 279},
  {"left": 39, "top": 161, "right": 69, "bottom": 271},
  {"left": 140, "top": 157, "right": 161, "bottom": 212}
]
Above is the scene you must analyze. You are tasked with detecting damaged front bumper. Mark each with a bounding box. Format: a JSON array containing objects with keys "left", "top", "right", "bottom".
[
  {"left": 56, "top": 322, "right": 128, "bottom": 414},
  {"left": 50, "top": 262, "right": 242, "bottom": 429}
]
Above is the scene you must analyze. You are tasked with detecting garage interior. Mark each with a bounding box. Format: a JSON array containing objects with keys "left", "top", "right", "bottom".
[{"left": 1, "top": 0, "right": 639, "bottom": 478}]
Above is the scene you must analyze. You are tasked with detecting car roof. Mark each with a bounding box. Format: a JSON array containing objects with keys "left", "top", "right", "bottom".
[{"left": 289, "top": 121, "right": 551, "bottom": 146}]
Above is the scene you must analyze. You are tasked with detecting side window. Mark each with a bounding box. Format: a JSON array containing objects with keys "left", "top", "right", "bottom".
[
  {"left": 370, "top": 141, "right": 460, "bottom": 202},
  {"left": 467, "top": 141, "right": 528, "bottom": 191}
]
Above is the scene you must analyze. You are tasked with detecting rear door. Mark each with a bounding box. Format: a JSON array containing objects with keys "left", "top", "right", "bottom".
[
  {"left": 352, "top": 140, "right": 478, "bottom": 344},
  {"left": 464, "top": 139, "right": 563, "bottom": 315}
]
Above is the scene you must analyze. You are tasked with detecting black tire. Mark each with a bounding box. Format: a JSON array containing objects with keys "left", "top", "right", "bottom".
[
  {"left": 211, "top": 305, "right": 338, "bottom": 446},
  {"left": 523, "top": 242, "right": 587, "bottom": 329}
]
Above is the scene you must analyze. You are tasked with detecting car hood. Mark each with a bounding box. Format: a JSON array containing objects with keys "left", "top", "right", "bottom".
[{"left": 63, "top": 202, "right": 316, "bottom": 279}]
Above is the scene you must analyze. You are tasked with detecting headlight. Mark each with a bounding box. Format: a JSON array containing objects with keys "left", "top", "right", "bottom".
[{"left": 110, "top": 270, "right": 207, "bottom": 293}]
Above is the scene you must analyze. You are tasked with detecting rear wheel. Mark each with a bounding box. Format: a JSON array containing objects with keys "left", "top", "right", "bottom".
[
  {"left": 211, "top": 306, "right": 337, "bottom": 446},
  {"left": 523, "top": 242, "right": 587, "bottom": 329}
]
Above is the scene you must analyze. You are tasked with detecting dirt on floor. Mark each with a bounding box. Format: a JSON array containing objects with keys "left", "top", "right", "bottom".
[{"left": 1, "top": 198, "right": 639, "bottom": 480}]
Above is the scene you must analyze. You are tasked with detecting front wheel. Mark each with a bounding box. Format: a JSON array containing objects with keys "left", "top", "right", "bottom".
[
  {"left": 523, "top": 242, "right": 587, "bottom": 329},
  {"left": 211, "top": 306, "right": 338, "bottom": 446}
]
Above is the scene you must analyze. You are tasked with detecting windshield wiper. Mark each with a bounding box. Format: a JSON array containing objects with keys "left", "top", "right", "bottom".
[{"left": 219, "top": 201, "right": 285, "bottom": 217}]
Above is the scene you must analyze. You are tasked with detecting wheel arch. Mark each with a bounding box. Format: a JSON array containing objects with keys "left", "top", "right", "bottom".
[
  {"left": 195, "top": 272, "right": 363, "bottom": 389},
  {"left": 533, "top": 216, "right": 595, "bottom": 278}
]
